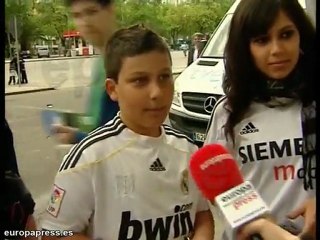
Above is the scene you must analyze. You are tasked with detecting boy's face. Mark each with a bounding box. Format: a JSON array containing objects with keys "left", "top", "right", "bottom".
[
  {"left": 70, "top": 0, "right": 116, "bottom": 48},
  {"left": 107, "top": 50, "right": 174, "bottom": 137}
]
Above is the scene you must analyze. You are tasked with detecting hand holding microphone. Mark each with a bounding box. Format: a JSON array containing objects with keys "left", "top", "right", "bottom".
[
  {"left": 237, "top": 218, "right": 301, "bottom": 240},
  {"left": 189, "top": 144, "right": 270, "bottom": 240},
  {"left": 287, "top": 198, "right": 316, "bottom": 239}
]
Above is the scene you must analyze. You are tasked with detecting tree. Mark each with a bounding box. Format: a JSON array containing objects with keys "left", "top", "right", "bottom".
[
  {"left": 158, "top": 2, "right": 231, "bottom": 44},
  {"left": 35, "top": 0, "right": 73, "bottom": 47},
  {"left": 162, "top": 4, "right": 186, "bottom": 44},
  {"left": 5, "top": 0, "right": 43, "bottom": 51},
  {"left": 5, "top": 0, "right": 234, "bottom": 54}
]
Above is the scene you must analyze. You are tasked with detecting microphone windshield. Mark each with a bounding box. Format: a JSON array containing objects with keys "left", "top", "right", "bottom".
[{"left": 189, "top": 144, "right": 244, "bottom": 200}]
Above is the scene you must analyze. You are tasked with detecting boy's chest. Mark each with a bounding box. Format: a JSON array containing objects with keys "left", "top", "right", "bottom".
[
  {"left": 91, "top": 147, "right": 194, "bottom": 201},
  {"left": 104, "top": 146, "right": 191, "bottom": 198},
  {"left": 91, "top": 144, "right": 199, "bottom": 238}
]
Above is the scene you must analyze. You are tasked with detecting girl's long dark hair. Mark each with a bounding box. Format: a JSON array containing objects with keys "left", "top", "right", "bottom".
[{"left": 223, "top": 0, "right": 315, "bottom": 143}]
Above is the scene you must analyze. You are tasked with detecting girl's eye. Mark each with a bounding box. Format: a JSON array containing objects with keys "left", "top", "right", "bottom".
[
  {"left": 252, "top": 36, "right": 269, "bottom": 45},
  {"left": 281, "top": 30, "right": 294, "bottom": 39}
]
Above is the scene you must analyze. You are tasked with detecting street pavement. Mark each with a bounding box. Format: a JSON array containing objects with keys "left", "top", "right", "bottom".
[
  {"left": 4, "top": 50, "right": 187, "bottom": 95},
  {"left": 5, "top": 51, "right": 224, "bottom": 238}
]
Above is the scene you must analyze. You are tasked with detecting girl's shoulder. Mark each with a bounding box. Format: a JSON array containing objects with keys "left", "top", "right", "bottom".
[{"left": 211, "top": 96, "right": 229, "bottom": 118}]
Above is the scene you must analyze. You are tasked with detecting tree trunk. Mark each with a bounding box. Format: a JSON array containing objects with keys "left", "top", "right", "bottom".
[{"left": 60, "top": 36, "right": 65, "bottom": 47}]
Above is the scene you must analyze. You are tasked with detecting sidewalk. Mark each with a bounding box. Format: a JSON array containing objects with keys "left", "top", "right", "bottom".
[
  {"left": 4, "top": 73, "right": 91, "bottom": 95},
  {"left": 5, "top": 70, "right": 184, "bottom": 96},
  {"left": 5, "top": 83, "right": 55, "bottom": 95},
  {"left": 5, "top": 52, "right": 186, "bottom": 95},
  {"left": 4, "top": 54, "right": 97, "bottom": 63}
]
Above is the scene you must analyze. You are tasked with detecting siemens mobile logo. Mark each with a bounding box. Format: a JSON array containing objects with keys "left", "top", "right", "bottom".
[
  {"left": 238, "top": 138, "right": 316, "bottom": 182},
  {"left": 238, "top": 138, "right": 303, "bottom": 164},
  {"left": 118, "top": 203, "right": 193, "bottom": 239},
  {"left": 273, "top": 164, "right": 316, "bottom": 181}
]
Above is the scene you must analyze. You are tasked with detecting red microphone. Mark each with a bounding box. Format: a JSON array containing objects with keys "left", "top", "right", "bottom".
[
  {"left": 189, "top": 144, "right": 244, "bottom": 200},
  {"left": 189, "top": 144, "right": 270, "bottom": 240}
]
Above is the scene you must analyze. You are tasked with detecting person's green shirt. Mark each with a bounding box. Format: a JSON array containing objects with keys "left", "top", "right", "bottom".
[{"left": 74, "top": 56, "right": 119, "bottom": 142}]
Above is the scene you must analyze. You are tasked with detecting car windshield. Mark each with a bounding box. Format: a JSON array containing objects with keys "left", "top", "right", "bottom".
[{"left": 202, "top": 13, "right": 232, "bottom": 58}]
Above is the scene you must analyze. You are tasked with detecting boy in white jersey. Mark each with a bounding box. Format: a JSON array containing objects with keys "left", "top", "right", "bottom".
[{"left": 41, "top": 25, "right": 214, "bottom": 240}]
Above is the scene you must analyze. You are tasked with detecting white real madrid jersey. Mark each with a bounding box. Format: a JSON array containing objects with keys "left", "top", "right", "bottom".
[
  {"left": 41, "top": 115, "right": 209, "bottom": 240},
  {"left": 205, "top": 97, "right": 316, "bottom": 239}
]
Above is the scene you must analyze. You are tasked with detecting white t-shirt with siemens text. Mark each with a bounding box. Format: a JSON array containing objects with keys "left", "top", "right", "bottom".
[
  {"left": 205, "top": 97, "right": 316, "bottom": 239},
  {"left": 41, "top": 114, "right": 209, "bottom": 240}
]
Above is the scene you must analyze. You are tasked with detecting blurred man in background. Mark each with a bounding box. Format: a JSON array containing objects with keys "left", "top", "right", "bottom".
[
  {"left": 52, "top": 0, "right": 119, "bottom": 144},
  {"left": 187, "top": 32, "right": 204, "bottom": 66}
]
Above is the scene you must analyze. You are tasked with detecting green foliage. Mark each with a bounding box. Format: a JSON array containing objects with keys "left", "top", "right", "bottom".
[
  {"left": 5, "top": 0, "right": 43, "bottom": 50},
  {"left": 116, "top": 0, "right": 235, "bottom": 44},
  {"left": 5, "top": 0, "right": 235, "bottom": 50},
  {"left": 35, "top": 0, "right": 73, "bottom": 46}
]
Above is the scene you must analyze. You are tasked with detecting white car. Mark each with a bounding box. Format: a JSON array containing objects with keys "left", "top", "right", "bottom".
[
  {"left": 37, "top": 46, "right": 50, "bottom": 58},
  {"left": 169, "top": 0, "right": 310, "bottom": 146},
  {"left": 180, "top": 43, "right": 189, "bottom": 51}
]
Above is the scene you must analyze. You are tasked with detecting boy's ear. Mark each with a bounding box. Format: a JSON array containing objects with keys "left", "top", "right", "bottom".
[{"left": 105, "top": 78, "right": 118, "bottom": 101}]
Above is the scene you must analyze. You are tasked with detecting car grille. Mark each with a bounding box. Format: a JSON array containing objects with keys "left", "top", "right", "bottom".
[{"left": 182, "top": 92, "right": 221, "bottom": 115}]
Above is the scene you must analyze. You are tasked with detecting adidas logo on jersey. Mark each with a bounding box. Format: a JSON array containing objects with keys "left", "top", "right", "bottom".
[
  {"left": 150, "top": 158, "right": 166, "bottom": 171},
  {"left": 240, "top": 122, "right": 259, "bottom": 135}
]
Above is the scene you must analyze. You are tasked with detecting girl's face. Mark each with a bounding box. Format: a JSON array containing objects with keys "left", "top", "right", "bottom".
[{"left": 249, "top": 10, "right": 300, "bottom": 80}]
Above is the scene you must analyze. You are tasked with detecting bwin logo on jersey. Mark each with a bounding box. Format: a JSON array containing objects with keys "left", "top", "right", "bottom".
[{"left": 118, "top": 203, "right": 194, "bottom": 239}]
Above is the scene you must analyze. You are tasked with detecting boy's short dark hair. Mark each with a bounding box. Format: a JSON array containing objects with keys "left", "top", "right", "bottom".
[
  {"left": 105, "top": 25, "right": 172, "bottom": 82},
  {"left": 64, "top": 0, "right": 112, "bottom": 7}
]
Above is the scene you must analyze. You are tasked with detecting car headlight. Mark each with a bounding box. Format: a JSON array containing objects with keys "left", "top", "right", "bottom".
[{"left": 172, "top": 90, "right": 181, "bottom": 107}]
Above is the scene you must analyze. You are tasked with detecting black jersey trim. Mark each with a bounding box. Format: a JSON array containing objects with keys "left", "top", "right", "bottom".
[
  {"left": 59, "top": 116, "right": 124, "bottom": 171},
  {"left": 205, "top": 95, "right": 227, "bottom": 135},
  {"left": 163, "top": 125, "right": 195, "bottom": 144}
]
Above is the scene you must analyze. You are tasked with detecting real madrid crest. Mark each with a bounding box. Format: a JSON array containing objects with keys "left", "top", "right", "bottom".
[{"left": 180, "top": 169, "right": 189, "bottom": 195}]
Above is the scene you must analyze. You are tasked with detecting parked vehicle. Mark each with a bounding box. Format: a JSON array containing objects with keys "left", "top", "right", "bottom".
[
  {"left": 179, "top": 43, "right": 189, "bottom": 51},
  {"left": 180, "top": 43, "right": 189, "bottom": 57},
  {"left": 36, "top": 46, "right": 50, "bottom": 58},
  {"left": 20, "top": 50, "right": 32, "bottom": 59}
]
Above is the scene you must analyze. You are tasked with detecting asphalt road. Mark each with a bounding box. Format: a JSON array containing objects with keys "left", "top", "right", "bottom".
[
  {"left": 6, "top": 87, "right": 90, "bottom": 217},
  {"left": 4, "top": 51, "right": 188, "bottom": 92}
]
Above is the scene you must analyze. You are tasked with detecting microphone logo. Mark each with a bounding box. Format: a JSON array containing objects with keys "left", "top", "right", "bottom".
[{"left": 200, "top": 153, "right": 233, "bottom": 170}]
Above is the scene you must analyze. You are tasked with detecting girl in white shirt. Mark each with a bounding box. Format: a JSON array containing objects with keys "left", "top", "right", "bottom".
[{"left": 205, "top": 0, "right": 316, "bottom": 239}]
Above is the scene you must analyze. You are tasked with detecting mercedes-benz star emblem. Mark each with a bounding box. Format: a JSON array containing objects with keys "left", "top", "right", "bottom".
[{"left": 203, "top": 96, "right": 216, "bottom": 114}]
